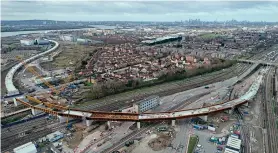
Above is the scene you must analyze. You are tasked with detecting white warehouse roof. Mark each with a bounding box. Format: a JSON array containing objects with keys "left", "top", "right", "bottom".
[
  {"left": 13, "top": 142, "right": 37, "bottom": 153},
  {"left": 226, "top": 136, "right": 242, "bottom": 151}
]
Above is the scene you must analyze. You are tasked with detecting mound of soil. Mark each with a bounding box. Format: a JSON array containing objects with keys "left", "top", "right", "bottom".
[{"left": 148, "top": 134, "right": 172, "bottom": 151}]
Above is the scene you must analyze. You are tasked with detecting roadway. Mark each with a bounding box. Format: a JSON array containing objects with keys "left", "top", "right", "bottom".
[
  {"left": 237, "top": 59, "right": 278, "bottom": 67},
  {"left": 4, "top": 40, "right": 59, "bottom": 96}
]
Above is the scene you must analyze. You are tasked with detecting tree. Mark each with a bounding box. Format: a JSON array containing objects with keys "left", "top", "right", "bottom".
[{"left": 81, "top": 60, "right": 88, "bottom": 66}]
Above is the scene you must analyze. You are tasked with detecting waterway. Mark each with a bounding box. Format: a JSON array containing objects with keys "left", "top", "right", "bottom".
[{"left": 1, "top": 25, "right": 117, "bottom": 37}]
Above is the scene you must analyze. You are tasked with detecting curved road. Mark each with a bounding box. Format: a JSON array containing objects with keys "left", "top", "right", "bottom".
[{"left": 4, "top": 40, "right": 59, "bottom": 96}]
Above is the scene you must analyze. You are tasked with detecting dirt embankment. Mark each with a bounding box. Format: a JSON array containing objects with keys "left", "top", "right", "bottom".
[{"left": 148, "top": 134, "right": 173, "bottom": 151}]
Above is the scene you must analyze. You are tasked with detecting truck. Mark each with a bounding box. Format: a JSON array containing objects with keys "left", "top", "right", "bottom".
[
  {"left": 193, "top": 124, "right": 204, "bottom": 130},
  {"left": 217, "top": 146, "right": 223, "bottom": 151}
]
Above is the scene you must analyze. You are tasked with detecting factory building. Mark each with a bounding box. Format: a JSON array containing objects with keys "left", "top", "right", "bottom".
[
  {"left": 77, "top": 38, "right": 91, "bottom": 44},
  {"left": 133, "top": 96, "right": 160, "bottom": 113},
  {"left": 142, "top": 34, "right": 182, "bottom": 45},
  {"left": 60, "top": 35, "right": 76, "bottom": 42},
  {"left": 20, "top": 39, "right": 35, "bottom": 46}
]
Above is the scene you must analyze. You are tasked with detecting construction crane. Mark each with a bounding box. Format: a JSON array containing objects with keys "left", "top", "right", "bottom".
[
  {"left": 16, "top": 56, "right": 60, "bottom": 95},
  {"left": 17, "top": 56, "right": 75, "bottom": 126},
  {"left": 17, "top": 56, "right": 75, "bottom": 96}
]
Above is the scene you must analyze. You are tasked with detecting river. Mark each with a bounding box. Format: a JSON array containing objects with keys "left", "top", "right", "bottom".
[{"left": 1, "top": 25, "right": 117, "bottom": 37}]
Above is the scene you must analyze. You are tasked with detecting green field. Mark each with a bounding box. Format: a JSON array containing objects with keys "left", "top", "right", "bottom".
[
  {"left": 200, "top": 33, "right": 223, "bottom": 39},
  {"left": 187, "top": 135, "right": 198, "bottom": 153}
]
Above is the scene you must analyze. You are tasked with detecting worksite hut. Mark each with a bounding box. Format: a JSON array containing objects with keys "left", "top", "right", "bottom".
[{"left": 226, "top": 136, "right": 242, "bottom": 152}]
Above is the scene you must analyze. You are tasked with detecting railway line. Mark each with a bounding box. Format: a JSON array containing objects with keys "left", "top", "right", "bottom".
[
  {"left": 264, "top": 67, "right": 278, "bottom": 153},
  {"left": 234, "top": 108, "right": 250, "bottom": 153},
  {"left": 101, "top": 92, "right": 205, "bottom": 153},
  {"left": 77, "top": 63, "right": 251, "bottom": 112},
  {"left": 1, "top": 117, "right": 52, "bottom": 152}
]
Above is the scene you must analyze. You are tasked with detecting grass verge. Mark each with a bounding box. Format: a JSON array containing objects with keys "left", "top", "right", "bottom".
[{"left": 187, "top": 135, "right": 198, "bottom": 153}]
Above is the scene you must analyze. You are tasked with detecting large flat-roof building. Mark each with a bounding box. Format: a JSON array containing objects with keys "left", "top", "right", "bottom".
[
  {"left": 20, "top": 39, "right": 35, "bottom": 46},
  {"left": 13, "top": 142, "right": 37, "bottom": 153},
  {"left": 142, "top": 34, "right": 182, "bottom": 45}
]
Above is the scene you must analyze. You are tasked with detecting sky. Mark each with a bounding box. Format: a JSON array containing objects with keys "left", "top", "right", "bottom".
[{"left": 1, "top": 0, "right": 278, "bottom": 22}]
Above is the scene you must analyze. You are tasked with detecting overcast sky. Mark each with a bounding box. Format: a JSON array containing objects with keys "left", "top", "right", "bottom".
[{"left": 2, "top": 0, "right": 278, "bottom": 22}]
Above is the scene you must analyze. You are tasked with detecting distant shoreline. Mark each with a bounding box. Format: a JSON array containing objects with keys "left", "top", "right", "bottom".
[{"left": 1, "top": 26, "right": 89, "bottom": 33}]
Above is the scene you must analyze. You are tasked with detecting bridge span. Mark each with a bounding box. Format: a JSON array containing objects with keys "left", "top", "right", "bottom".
[
  {"left": 237, "top": 59, "right": 278, "bottom": 67},
  {"left": 16, "top": 74, "right": 263, "bottom": 126}
]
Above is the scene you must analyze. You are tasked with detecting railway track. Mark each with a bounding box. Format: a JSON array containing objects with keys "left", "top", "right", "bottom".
[
  {"left": 234, "top": 108, "right": 250, "bottom": 153},
  {"left": 101, "top": 94, "right": 216, "bottom": 153},
  {"left": 264, "top": 67, "right": 278, "bottom": 153},
  {"left": 1, "top": 117, "right": 52, "bottom": 152},
  {"left": 78, "top": 63, "right": 251, "bottom": 112}
]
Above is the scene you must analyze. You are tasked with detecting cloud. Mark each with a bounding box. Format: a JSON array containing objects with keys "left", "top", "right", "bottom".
[{"left": 1, "top": 1, "right": 278, "bottom": 21}]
